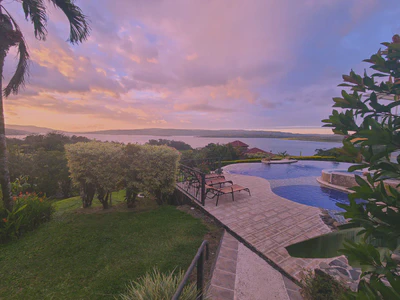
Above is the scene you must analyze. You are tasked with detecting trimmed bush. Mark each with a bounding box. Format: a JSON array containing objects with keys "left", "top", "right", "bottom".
[
  {"left": 124, "top": 144, "right": 180, "bottom": 206},
  {"left": 119, "top": 268, "right": 197, "bottom": 300},
  {"left": 290, "top": 156, "right": 338, "bottom": 161},
  {"left": 65, "top": 141, "right": 125, "bottom": 209},
  {"left": 221, "top": 156, "right": 339, "bottom": 167},
  {"left": 221, "top": 158, "right": 262, "bottom": 167}
]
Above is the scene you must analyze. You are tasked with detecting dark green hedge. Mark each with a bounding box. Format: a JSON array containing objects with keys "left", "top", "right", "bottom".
[{"left": 221, "top": 156, "right": 339, "bottom": 167}]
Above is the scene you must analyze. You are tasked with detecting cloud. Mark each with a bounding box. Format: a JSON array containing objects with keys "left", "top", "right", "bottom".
[{"left": 1, "top": 0, "right": 399, "bottom": 131}]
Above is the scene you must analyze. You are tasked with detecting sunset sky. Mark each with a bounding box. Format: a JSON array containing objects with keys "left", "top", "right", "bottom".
[{"left": 3, "top": 0, "right": 400, "bottom": 133}]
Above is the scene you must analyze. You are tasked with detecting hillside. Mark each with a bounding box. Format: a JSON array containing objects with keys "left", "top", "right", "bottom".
[{"left": 77, "top": 128, "right": 343, "bottom": 142}]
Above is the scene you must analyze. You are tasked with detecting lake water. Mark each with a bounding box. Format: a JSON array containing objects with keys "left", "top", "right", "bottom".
[{"left": 8, "top": 133, "right": 341, "bottom": 156}]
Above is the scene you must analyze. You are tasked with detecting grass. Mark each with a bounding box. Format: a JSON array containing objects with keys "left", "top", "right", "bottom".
[{"left": 0, "top": 192, "right": 210, "bottom": 299}]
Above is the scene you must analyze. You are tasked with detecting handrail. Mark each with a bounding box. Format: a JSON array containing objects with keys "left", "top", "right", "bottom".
[
  {"left": 177, "top": 164, "right": 206, "bottom": 205},
  {"left": 172, "top": 240, "right": 209, "bottom": 300}
]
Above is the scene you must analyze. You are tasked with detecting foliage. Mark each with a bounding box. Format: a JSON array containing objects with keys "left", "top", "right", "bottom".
[
  {"left": 277, "top": 151, "right": 289, "bottom": 158},
  {"left": 315, "top": 140, "right": 363, "bottom": 163},
  {"left": 147, "top": 139, "right": 193, "bottom": 151},
  {"left": 0, "top": 202, "right": 26, "bottom": 242},
  {"left": 181, "top": 143, "right": 240, "bottom": 172},
  {"left": 301, "top": 269, "right": 348, "bottom": 300},
  {"left": 0, "top": 0, "right": 90, "bottom": 211},
  {"left": 66, "top": 141, "right": 125, "bottom": 209},
  {"left": 119, "top": 268, "right": 197, "bottom": 300},
  {"left": 11, "top": 175, "right": 34, "bottom": 195},
  {"left": 245, "top": 152, "right": 272, "bottom": 159},
  {"left": 0, "top": 204, "right": 209, "bottom": 299},
  {"left": 124, "top": 144, "right": 181, "bottom": 206},
  {"left": 0, "top": 193, "right": 53, "bottom": 242},
  {"left": 203, "top": 143, "right": 241, "bottom": 161},
  {"left": 221, "top": 158, "right": 263, "bottom": 166},
  {"left": 220, "top": 156, "right": 338, "bottom": 167},
  {"left": 290, "top": 155, "right": 338, "bottom": 161},
  {"left": 288, "top": 35, "right": 400, "bottom": 298},
  {"left": 7, "top": 133, "right": 89, "bottom": 198}
]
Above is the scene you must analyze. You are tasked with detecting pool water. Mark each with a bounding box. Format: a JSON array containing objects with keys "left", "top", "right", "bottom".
[{"left": 224, "top": 161, "right": 356, "bottom": 211}]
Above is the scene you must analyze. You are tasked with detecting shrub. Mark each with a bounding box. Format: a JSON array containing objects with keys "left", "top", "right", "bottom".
[
  {"left": 119, "top": 268, "right": 197, "bottom": 300},
  {"left": 124, "top": 144, "right": 180, "bottom": 206},
  {"left": 221, "top": 158, "right": 262, "bottom": 167},
  {"left": 245, "top": 152, "right": 272, "bottom": 159},
  {"left": 0, "top": 193, "right": 54, "bottom": 242},
  {"left": 290, "top": 156, "right": 338, "bottom": 161},
  {"left": 66, "top": 141, "right": 125, "bottom": 209},
  {"left": 6, "top": 132, "right": 90, "bottom": 198},
  {"left": 301, "top": 269, "right": 348, "bottom": 300}
]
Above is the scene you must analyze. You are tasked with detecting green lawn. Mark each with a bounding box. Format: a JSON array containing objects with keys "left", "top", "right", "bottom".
[{"left": 0, "top": 194, "right": 209, "bottom": 299}]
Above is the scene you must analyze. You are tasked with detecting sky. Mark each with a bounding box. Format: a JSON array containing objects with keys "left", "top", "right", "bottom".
[{"left": 2, "top": 0, "right": 400, "bottom": 133}]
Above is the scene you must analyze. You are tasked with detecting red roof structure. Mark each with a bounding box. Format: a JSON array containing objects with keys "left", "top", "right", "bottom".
[
  {"left": 244, "top": 147, "right": 271, "bottom": 155},
  {"left": 227, "top": 140, "right": 249, "bottom": 148}
]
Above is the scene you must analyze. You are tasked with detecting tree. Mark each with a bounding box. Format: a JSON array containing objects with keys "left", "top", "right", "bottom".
[
  {"left": 286, "top": 35, "right": 400, "bottom": 298},
  {"left": 146, "top": 139, "right": 193, "bottom": 151},
  {"left": 0, "top": 1, "right": 90, "bottom": 210},
  {"left": 66, "top": 141, "right": 124, "bottom": 209},
  {"left": 124, "top": 144, "right": 180, "bottom": 206}
]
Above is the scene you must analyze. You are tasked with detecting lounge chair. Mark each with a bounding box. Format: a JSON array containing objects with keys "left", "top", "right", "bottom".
[
  {"left": 195, "top": 174, "right": 233, "bottom": 197},
  {"left": 206, "top": 183, "right": 251, "bottom": 206}
]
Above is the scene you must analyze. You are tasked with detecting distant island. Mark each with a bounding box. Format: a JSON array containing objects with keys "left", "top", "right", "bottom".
[
  {"left": 5, "top": 126, "right": 343, "bottom": 143},
  {"left": 77, "top": 128, "right": 343, "bottom": 142}
]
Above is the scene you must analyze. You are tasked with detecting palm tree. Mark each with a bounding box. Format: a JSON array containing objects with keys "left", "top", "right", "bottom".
[{"left": 0, "top": 0, "right": 90, "bottom": 210}]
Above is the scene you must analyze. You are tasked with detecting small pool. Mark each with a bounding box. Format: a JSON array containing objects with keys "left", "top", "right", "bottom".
[{"left": 224, "top": 160, "right": 357, "bottom": 211}]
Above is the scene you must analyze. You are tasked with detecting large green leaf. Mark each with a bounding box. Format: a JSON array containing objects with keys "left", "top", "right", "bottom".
[{"left": 285, "top": 228, "right": 364, "bottom": 258}]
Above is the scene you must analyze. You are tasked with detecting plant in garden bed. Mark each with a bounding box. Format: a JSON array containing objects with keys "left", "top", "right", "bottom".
[
  {"left": 119, "top": 268, "right": 198, "bottom": 300},
  {"left": 286, "top": 35, "right": 400, "bottom": 298},
  {"left": 0, "top": 192, "right": 53, "bottom": 242},
  {"left": 301, "top": 269, "right": 348, "bottom": 300}
]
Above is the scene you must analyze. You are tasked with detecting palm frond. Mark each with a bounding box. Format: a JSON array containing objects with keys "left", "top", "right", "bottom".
[
  {"left": 47, "top": 0, "right": 90, "bottom": 44},
  {"left": 21, "top": 0, "right": 48, "bottom": 40},
  {"left": 3, "top": 36, "right": 30, "bottom": 97}
]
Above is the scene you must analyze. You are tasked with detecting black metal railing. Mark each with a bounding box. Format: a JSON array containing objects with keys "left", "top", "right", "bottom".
[
  {"left": 176, "top": 164, "right": 206, "bottom": 205},
  {"left": 172, "top": 240, "right": 209, "bottom": 300},
  {"left": 180, "top": 157, "right": 223, "bottom": 174}
]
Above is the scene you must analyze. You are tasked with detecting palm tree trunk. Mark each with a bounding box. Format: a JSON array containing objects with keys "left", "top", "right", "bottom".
[{"left": 0, "top": 52, "right": 12, "bottom": 211}]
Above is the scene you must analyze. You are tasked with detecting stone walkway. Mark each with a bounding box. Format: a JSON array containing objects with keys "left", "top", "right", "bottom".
[
  {"left": 209, "top": 231, "right": 302, "bottom": 300},
  {"left": 202, "top": 173, "right": 335, "bottom": 281}
]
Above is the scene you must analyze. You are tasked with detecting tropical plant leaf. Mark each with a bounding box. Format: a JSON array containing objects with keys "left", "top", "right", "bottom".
[
  {"left": 3, "top": 34, "right": 30, "bottom": 97},
  {"left": 47, "top": 0, "right": 90, "bottom": 43}
]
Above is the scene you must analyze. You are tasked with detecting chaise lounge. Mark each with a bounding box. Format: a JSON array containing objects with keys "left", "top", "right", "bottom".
[{"left": 205, "top": 183, "right": 251, "bottom": 206}]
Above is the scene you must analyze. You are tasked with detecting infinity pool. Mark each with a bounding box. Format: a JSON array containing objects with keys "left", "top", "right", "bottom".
[{"left": 224, "top": 161, "right": 355, "bottom": 211}]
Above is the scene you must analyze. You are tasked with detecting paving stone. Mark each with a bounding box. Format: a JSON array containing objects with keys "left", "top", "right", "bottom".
[
  {"left": 319, "top": 262, "right": 330, "bottom": 269},
  {"left": 287, "top": 289, "right": 304, "bottom": 300},
  {"left": 222, "top": 239, "right": 239, "bottom": 251},
  {"left": 219, "top": 246, "right": 238, "bottom": 261},
  {"left": 349, "top": 269, "right": 361, "bottom": 280},
  {"left": 216, "top": 256, "right": 237, "bottom": 274},
  {"left": 333, "top": 267, "right": 350, "bottom": 276},
  {"left": 209, "top": 285, "right": 234, "bottom": 300},
  {"left": 329, "top": 259, "right": 348, "bottom": 268},
  {"left": 212, "top": 269, "right": 236, "bottom": 290}
]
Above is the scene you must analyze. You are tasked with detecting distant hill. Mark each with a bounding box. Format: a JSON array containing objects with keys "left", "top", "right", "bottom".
[
  {"left": 5, "top": 125, "right": 343, "bottom": 142},
  {"left": 6, "top": 125, "right": 58, "bottom": 135},
  {"left": 77, "top": 128, "right": 343, "bottom": 142},
  {"left": 5, "top": 128, "right": 31, "bottom": 135}
]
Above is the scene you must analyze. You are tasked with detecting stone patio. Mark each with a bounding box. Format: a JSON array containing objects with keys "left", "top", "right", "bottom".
[
  {"left": 197, "top": 173, "right": 337, "bottom": 281},
  {"left": 209, "top": 231, "right": 302, "bottom": 300}
]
